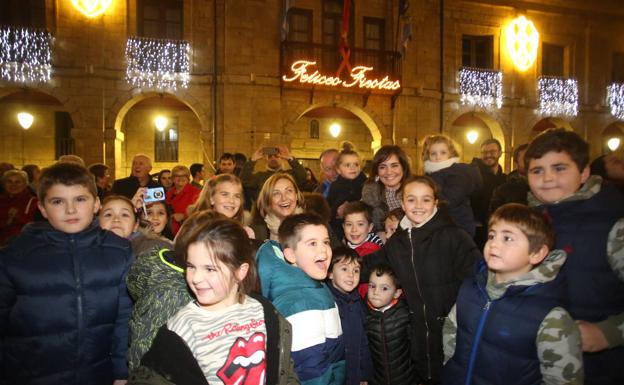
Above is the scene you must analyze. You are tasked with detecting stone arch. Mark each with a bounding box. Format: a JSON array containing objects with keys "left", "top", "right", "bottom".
[
  {"left": 292, "top": 102, "right": 384, "bottom": 152},
  {"left": 445, "top": 109, "right": 507, "bottom": 167},
  {"left": 527, "top": 117, "right": 575, "bottom": 136}
]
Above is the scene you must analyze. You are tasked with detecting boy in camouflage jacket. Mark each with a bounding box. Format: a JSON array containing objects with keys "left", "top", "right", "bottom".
[{"left": 442, "top": 204, "right": 583, "bottom": 385}]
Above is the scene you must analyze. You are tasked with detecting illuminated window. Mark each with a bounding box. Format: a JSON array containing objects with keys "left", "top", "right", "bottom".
[
  {"left": 542, "top": 43, "right": 564, "bottom": 77},
  {"left": 0, "top": 0, "right": 45, "bottom": 28},
  {"left": 462, "top": 35, "right": 493, "bottom": 69},
  {"left": 155, "top": 117, "right": 179, "bottom": 162},
  {"left": 138, "top": 0, "right": 183, "bottom": 40},
  {"left": 613, "top": 52, "right": 624, "bottom": 83}
]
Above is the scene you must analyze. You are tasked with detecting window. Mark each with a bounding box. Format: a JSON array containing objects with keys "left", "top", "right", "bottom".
[
  {"left": 542, "top": 43, "right": 564, "bottom": 77},
  {"left": 322, "top": 0, "right": 343, "bottom": 46},
  {"left": 462, "top": 35, "right": 493, "bottom": 69},
  {"left": 0, "top": 0, "right": 46, "bottom": 28},
  {"left": 363, "top": 18, "right": 384, "bottom": 50},
  {"left": 613, "top": 52, "right": 624, "bottom": 83},
  {"left": 138, "top": 0, "right": 183, "bottom": 40},
  {"left": 55, "top": 111, "right": 74, "bottom": 159},
  {"left": 155, "top": 117, "right": 179, "bottom": 162},
  {"left": 309, "top": 120, "right": 320, "bottom": 139},
  {"left": 287, "top": 8, "right": 312, "bottom": 43}
]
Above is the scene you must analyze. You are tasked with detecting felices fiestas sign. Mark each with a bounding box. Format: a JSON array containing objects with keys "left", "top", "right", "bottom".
[{"left": 282, "top": 60, "right": 401, "bottom": 91}]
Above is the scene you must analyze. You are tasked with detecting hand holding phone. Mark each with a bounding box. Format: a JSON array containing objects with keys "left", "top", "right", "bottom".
[
  {"left": 144, "top": 187, "right": 166, "bottom": 203},
  {"left": 262, "top": 147, "right": 279, "bottom": 156}
]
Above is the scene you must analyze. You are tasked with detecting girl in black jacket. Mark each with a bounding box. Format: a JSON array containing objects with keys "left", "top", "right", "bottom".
[{"left": 366, "top": 175, "right": 480, "bottom": 384}]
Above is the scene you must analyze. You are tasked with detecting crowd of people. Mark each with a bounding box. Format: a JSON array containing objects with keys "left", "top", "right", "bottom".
[{"left": 1, "top": 128, "right": 624, "bottom": 385}]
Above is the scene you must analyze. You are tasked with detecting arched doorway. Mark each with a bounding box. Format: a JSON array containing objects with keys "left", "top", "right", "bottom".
[
  {"left": 0, "top": 90, "right": 73, "bottom": 168},
  {"left": 288, "top": 104, "right": 380, "bottom": 177},
  {"left": 530, "top": 117, "right": 574, "bottom": 137},
  {"left": 113, "top": 94, "right": 206, "bottom": 178},
  {"left": 448, "top": 111, "right": 506, "bottom": 167}
]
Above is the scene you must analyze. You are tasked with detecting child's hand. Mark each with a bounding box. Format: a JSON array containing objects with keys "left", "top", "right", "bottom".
[
  {"left": 131, "top": 187, "right": 147, "bottom": 210},
  {"left": 336, "top": 202, "right": 347, "bottom": 218},
  {"left": 112, "top": 380, "right": 127, "bottom": 385},
  {"left": 576, "top": 320, "right": 609, "bottom": 352}
]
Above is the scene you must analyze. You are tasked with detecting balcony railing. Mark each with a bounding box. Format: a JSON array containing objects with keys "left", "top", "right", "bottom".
[
  {"left": 538, "top": 76, "right": 578, "bottom": 117},
  {"left": 458, "top": 67, "right": 503, "bottom": 109},
  {"left": 607, "top": 83, "right": 624, "bottom": 120},
  {"left": 0, "top": 25, "right": 52, "bottom": 83},
  {"left": 281, "top": 41, "right": 401, "bottom": 86},
  {"left": 125, "top": 37, "right": 190, "bottom": 91}
]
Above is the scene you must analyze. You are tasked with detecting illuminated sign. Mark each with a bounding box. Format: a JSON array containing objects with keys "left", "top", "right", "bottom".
[
  {"left": 282, "top": 60, "right": 401, "bottom": 91},
  {"left": 71, "top": 0, "right": 113, "bottom": 18},
  {"left": 506, "top": 16, "right": 539, "bottom": 71}
]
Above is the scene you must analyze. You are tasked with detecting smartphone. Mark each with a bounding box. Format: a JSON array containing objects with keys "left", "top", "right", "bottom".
[
  {"left": 144, "top": 187, "right": 166, "bottom": 203},
  {"left": 262, "top": 147, "right": 279, "bottom": 156}
]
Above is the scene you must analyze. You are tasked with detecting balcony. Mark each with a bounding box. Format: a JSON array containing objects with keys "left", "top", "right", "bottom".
[
  {"left": 125, "top": 37, "right": 190, "bottom": 91},
  {"left": 538, "top": 76, "right": 578, "bottom": 117},
  {"left": 607, "top": 83, "right": 624, "bottom": 120},
  {"left": 458, "top": 67, "right": 503, "bottom": 109},
  {"left": 281, "top": 41, "right": 401, "bottom": 91},
  {"left": 0, "top": 25, "right": 52, "bottom": 83}
]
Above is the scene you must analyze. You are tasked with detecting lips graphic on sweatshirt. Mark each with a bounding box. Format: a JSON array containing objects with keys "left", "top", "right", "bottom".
[{"left": 217, "top": 332, "right": 266, "bottom": 385}]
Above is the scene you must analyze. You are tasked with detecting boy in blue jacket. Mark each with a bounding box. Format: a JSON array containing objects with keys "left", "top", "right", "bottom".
[
  {"left": 0, "top": 162, "right": 133, "bottom": 385},
  {"left": 525, "top": 128, "right": 624, "bottom": 385},
  {"left": 256, "top": 213, "right": 345, "bottom": 385}
]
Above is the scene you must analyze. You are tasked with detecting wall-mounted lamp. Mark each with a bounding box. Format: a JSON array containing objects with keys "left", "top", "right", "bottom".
[
  {"left": 607, "top": 137, "right": 621, "bottom": 151},
  {"left": 329, "top": 122, "right": 342, "bottom": 138},
  {"left": 17, "top": 112, "right": 34, "bottom": 129},
  {"left": 71, "top": 0, "right": 113, "bottom": 18},
  {"left": 506, "top": 15, "right": 539, "bottom": 71},
  {"left": 466, "top": 130, "right": 479, "bottom": 144},
  {"left": 154, "top": 115, "right": 168, "bottom": 132}
]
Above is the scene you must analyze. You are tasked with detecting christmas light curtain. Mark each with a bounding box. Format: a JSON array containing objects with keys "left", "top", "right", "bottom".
[
  {"left": 607, "top": 83, "right": 624, "bottom": 120},
  {"left": 0, "top": 26, "right": 52, "bottom": 83},
  {"left": 125, "top": 37, "right": 190, "bottom": 91},
  {"left": 459, "top": 67, "right": 503, "bottom": 109},
  {"left": 538, "top": 76, "right": 578, "bottom": 117}
]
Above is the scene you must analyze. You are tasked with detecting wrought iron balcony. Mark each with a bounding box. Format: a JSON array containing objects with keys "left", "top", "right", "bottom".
[
  {"left": 458, "top": 67, "right": 503, "bottom": 109},
  {"left": 281, "top": 41, "right": 401, "bottom": 86},
  {"left": 125, "top": 36, "right": 190, "bottom": 91},
  {"left": 607, "top": 83, "right": 624, "bottom": 120},
  {"left": 0, "top": 25, "right": 52, "bottom": 83},
  {"left": 538, "top": 76, "right": 578, "bottom": 117}
]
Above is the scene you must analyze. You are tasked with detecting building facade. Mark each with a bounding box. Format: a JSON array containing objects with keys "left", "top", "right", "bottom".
[{"left": 1, "top": 0, "right": 623, "bottom": 177}]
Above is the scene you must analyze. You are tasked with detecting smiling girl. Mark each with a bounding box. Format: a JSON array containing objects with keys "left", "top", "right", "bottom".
[
  {"left": 130, "top": 219, "right": 299, "bottom": 385},
  {"left": 367, "top": 175, "right": 480, "bottom": 384},
  {"left": 99, "top": 195, "right": 139, "bottom": 239}
]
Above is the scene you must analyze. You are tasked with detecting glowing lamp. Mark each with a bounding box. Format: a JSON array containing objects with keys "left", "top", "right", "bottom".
[
  {"left": 71, "top": 0, "right": 113, "bottom": 18},
  {"left": 329, "top": 123, "right": 342, "bottom": 138},
  {"left": 506, "top": 16, "right": 539, "bottom": 71},
  {"left": 17, "top": 112, "right": 34, "bottom": 129},
  {"left": 607, "top": 137, "right": 621, "bottom": 151},
  {"left": 154, "top": 115, "right": 168, "bottom": 131},
  {"left": 466, "top": 130, "right": 479, "bottom": 144}
]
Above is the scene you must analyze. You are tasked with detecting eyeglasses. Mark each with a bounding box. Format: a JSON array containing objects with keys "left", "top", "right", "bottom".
[{"left": 481, "top": 150, "right": 500, "bottom": 156}]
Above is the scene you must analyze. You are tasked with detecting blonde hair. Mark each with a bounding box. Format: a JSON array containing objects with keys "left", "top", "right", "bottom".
[
  {"left": 421, "top": 134, "right": 460, "bottom": 162},
  {"left": 171, "top": 165, "right": 191, "bottom": 179},
  {"left": 188, "top": 174, "right": 245, "bottom": 222},
  {"left": 256, "top": 173, "right": 304, "bottom": 218}
]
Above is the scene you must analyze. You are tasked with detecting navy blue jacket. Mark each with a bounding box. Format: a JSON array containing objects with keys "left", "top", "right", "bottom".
[
  {"left": 429, "top": 162, "right": 481, "bottom": 237},
  {"left": 443, "top": 264, "right": 565, "bottom": 385},
  {"left": 327, "top": 284, "right": 373, "bottom": 385},
  {"left": 537, "top": 182, "right": 624, "bottom": 384},
  {"left": 0, "top": 221, "right": 134, "bottom": 385}
]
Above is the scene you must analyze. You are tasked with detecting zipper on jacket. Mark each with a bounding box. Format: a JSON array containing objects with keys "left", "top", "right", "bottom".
[
  {"left": 71, "top": 236, "right": 83, "bottom": 381},
  {"left": 380, "top": 313, "right": 391, "bottom": 385},
  {"left": 464, "top": 299, "right": 492, "bottom": 385},
  {"left": 408, "top": 229, "right": 432, "bottom": 380}
]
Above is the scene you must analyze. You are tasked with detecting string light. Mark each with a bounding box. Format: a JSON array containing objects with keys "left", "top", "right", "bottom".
[
  {"left": 538, "top": 76, "right": 578, "bottom": 117},
  {"left": 0, "top": 26, "right": 52, "bottom": 83},
  {"left": 607, "top": 83, "right": 624, "bottom": 120},
  {"left": 459, "top": 67, "right": 503, "bottom": 109},
  {"left": 125, "top": 37, "right": 190, "bottom": 91}
]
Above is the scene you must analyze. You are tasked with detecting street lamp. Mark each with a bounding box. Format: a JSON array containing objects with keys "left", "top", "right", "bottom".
[
  {"left": 329, "top": 122, "right": 341, "bottom": 138},
  {"left": 466, "top": 130, "right": 479, "bottom": 144},
  {"left": 154, "top": 115, "right": 168, "bottom": 131},
  {"left": 17, "top": 112, "right": 34, "bottom": 129},
  {"left": 607, "top": 137, "right": 621, "bottom": 152}
]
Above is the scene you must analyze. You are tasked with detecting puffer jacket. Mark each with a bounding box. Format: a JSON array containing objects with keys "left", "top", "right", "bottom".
[
  {"left": 366, "top": 299, "right": 415, "bottom": 385},
  {"left": 0, "top": 221, "right": 133, "bottom": 385}
]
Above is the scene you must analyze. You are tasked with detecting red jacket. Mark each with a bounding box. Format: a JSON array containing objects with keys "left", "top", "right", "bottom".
[
  {"left": 0, "top": 189, "right": 38, "bottom": 246},
  {"left": 166, "top": 183, "right": 201, "bottom": 235}
]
